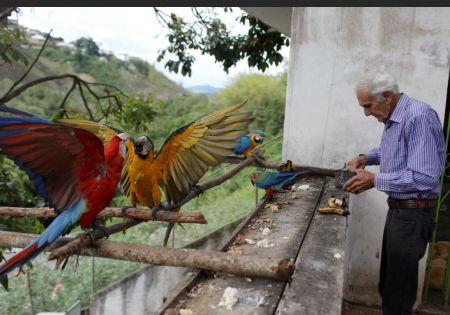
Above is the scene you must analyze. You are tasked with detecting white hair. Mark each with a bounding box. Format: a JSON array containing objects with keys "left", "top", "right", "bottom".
[{"left": 356, "top": 70, "right": 399, "bottom": 101}]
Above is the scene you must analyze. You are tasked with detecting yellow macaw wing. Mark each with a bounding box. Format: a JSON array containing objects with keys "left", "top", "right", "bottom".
[
  {"left": 119, "top": 139, "right": 135, "bottom": 198},
  {"left": 155, "top": 101, "right": 254, "bottom": 204},
  {"left": 56, "top": 119, "right": 119, "bottom": 145}
]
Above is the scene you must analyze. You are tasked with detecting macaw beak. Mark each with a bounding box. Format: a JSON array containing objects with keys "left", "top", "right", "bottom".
[
  {"left": 254, "top": 136, "right": 264, "bottom": 144},
  {"left": 135, "top": 136, "right": 153, "bottom": 156}
]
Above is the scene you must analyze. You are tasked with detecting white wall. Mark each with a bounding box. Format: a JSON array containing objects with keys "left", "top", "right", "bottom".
[{"left": 283, "top": 7, "right": 450, "bottom": 307}]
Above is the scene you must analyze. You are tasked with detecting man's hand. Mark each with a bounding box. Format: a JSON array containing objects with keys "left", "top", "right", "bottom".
[
  {"left": 343, "top": 169, "right": 375, "bottom": 194},
  {"left": 346, "top": 155, "right": 368, "bottom": 171}
]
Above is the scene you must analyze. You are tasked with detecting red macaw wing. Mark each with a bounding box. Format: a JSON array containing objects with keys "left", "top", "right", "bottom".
[
  {"left": 57, "top": 118, "right": 134, "bottom": 197},
  {"left": 0, "top": 118, "right": 106, "bottom": 212},
  {"left": 154, "top": 101, "right": 254, "bottom": 204}
]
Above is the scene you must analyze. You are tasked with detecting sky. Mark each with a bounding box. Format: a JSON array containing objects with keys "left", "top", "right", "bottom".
[{"left": 14, "top": 7, "right": 289, "bottom": 89}]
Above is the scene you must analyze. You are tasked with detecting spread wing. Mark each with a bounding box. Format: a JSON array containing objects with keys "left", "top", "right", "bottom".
[
  {"left": 119, "top": 139, "right": 135, "bottom": 198},
  {"left": 154, "top": 101, "right": 254, "bottom": 204},
  {"left": 0, "top": 108, "right": 107, "bottom": 212},
  {"left": 57, "top": 119, "right": 124, "bottom": 144}
]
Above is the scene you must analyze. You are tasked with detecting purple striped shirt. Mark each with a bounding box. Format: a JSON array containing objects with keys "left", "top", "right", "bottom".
[{"left": 366, "top": 94, "right": 446, "bottom": 199}]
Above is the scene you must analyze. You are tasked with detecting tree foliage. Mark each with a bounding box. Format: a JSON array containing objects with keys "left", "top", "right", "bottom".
[
  {"left": 0, "top": 21, "right": 28, "bottom": 66},
  {"left": 155, "top": 7, "right": 289, "bottom": 76},
  {"left": 73, "top": 36, "right": 100, "bottom": 56},
  {"left": 213, "top": 72, "right": 287, "bottom": 136}
]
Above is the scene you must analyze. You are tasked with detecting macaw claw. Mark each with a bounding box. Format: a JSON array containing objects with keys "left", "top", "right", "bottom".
[
  {"left": 151, "top": 206, "right": 159, "bottom": 220},
  {"left": 192, "top": 184, "right": 204, "bottom": 195},
  {"left": 121, "top": 205, "right": 132, "bottom": 217}
]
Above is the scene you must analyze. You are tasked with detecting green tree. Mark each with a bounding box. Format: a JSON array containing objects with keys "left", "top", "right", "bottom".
[
  {"left": 155, "top": 7, "right": 289, "bottom": 76},
  {"left": 127, "top": 57, "right": 150, "bottom": 77},
  {"left": 73, "top": 36, "right": 100, "bottom": 56},
  {"left": 213, "top": 72, "right": 287, "bottom": 136}
]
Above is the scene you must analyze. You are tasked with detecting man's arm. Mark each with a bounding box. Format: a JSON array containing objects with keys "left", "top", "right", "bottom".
[
  {"left": 346, "top": 147, "right": 380, "bottom": 171},
  {"left": 374, "top": 113, "right": 445, "bottom": 193}
]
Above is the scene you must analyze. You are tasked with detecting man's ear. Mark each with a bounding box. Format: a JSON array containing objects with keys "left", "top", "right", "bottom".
[{"left": 382, "top": 91, "right": 393, "bottom": 101}]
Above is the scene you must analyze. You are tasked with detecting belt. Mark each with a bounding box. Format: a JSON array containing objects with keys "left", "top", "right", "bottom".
[{"left": 387, "top": 198, "right": 437, "bottom": 209}]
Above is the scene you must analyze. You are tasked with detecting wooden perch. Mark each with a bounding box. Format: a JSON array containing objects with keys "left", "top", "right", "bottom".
[
  {"left": 0, "top": 207, "right": 207, "bottom": 224},
  {"left": 46, "top": 156, "right": 257, "bottom": 265},
  {"left": 224, "top": 156, "right": 336, "bottom": 177},
  {"left": 0, "top": 231, "right": 294, "bottom": 280}
]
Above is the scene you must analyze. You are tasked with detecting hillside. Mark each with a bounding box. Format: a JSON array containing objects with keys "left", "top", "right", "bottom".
[
  {"left": 0, "top": 26, "right": 186, "bottom": 117},
  {"left": 187, "top": 84, "right": 220, "bottom": 95}
]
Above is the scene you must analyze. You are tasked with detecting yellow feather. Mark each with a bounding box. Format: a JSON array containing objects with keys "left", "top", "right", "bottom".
[
  {"left": 198, "top": 139, "right": 238, "bottom": 149},
  {"left": 191, "top": 147, "right": 220, "bottom": 165},
  {"left": 196, "top": 142, "right": 231, "bottom": 157}
]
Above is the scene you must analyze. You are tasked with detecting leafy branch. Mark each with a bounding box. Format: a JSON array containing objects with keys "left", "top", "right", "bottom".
[{"left": 154, "top": 7, "right": 289, "bottom": 76}]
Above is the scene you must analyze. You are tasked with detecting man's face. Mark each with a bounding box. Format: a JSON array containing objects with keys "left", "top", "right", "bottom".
[{"left": 356, "top": 88, "right": 393, "bottom": 123}]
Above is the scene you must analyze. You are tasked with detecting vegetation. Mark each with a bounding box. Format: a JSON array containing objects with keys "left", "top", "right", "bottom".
[
  {"left": 0, "top": 19, "right": 288, "bottom": 314},
  {"left": 155, "top": 7, "right": 289, "bottom": 76}
]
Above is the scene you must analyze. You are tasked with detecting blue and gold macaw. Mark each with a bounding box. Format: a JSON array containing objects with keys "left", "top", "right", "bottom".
[{"left": 233, "top": 130, "right": 264, "bottom": 157}]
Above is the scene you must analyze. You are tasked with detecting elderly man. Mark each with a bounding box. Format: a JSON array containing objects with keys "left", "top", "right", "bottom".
[{"left": 343, "top": 70, "right": 445, "bottom": 315}]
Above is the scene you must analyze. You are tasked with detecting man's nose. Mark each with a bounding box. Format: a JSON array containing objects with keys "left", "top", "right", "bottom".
[{"left": 364, "top": 108, "right": 371, "bottom": 116}]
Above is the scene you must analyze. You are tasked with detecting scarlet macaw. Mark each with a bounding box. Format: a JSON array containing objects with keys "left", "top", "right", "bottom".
[
  {"left": 233, "top": 130, "right": 264, "bottom": 157},
  {"left": 0, "top": 104, "right": 130, "bottom": 279}
]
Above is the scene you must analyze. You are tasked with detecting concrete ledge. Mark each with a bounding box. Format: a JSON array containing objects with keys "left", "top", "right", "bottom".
[{"left": 276, "top": 178, "right": 348, "bottom": 315}]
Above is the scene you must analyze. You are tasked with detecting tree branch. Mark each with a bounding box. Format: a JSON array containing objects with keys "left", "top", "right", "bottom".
[
  {"left": 5, "top": 30, "right": 52, "bottom": 96},
  {"left": 58, "top": 79, "right": 76, "bottom": 113},
  {"left": 0, "top": 7, "right": 17, "bottom": 22},
  {"left": 0, "top": 231, "right": 294, "bottom": 280},
  {"left": 0, "top": 207, "right": 207, "bottom": 224},
  {"left": 223, "top": 156, "right": 336, "bottom": 177}
]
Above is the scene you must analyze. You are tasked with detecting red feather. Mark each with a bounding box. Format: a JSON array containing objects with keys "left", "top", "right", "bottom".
[{"left": 0, "top": 243, "right": 40, "bottom": 276}]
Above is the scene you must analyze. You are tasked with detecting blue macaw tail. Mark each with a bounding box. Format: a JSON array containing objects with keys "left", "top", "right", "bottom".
[{"left": 0, "top": 199, "right": 84, "bottom": 277}]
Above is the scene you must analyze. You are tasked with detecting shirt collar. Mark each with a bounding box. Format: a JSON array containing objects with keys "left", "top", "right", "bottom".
[{"left": 386, "top": 93, "right": 408, "bottom": 124}]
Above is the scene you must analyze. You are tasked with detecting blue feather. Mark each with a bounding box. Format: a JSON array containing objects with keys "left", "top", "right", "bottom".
[
  {"left": 233, "top": 135, "right": 252, "bottom": 154},
  {"left": 0, "top": 104, "right": 48, "bottom": 123},
  {"left": 35, "top": 199, "right": 85, "bottom": 247},
  {"left": 254, "top": 171, "right": 298, "bottom": 189}
]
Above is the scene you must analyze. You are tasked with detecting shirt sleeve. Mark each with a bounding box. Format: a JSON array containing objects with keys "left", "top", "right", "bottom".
[
  {"left": 366, "top": 147, "right": 380, "bottom": 165},
  {"left": 374, "top": 112, "right": 445, "bottom": 193}
]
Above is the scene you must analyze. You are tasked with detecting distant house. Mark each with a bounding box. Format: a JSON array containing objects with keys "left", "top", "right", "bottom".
[
  {"left": 5, "top": 18, "right": 18, "bottom": 27},
  {"left": 56, "top": 41, "right": 75, "bottom": 50}
]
